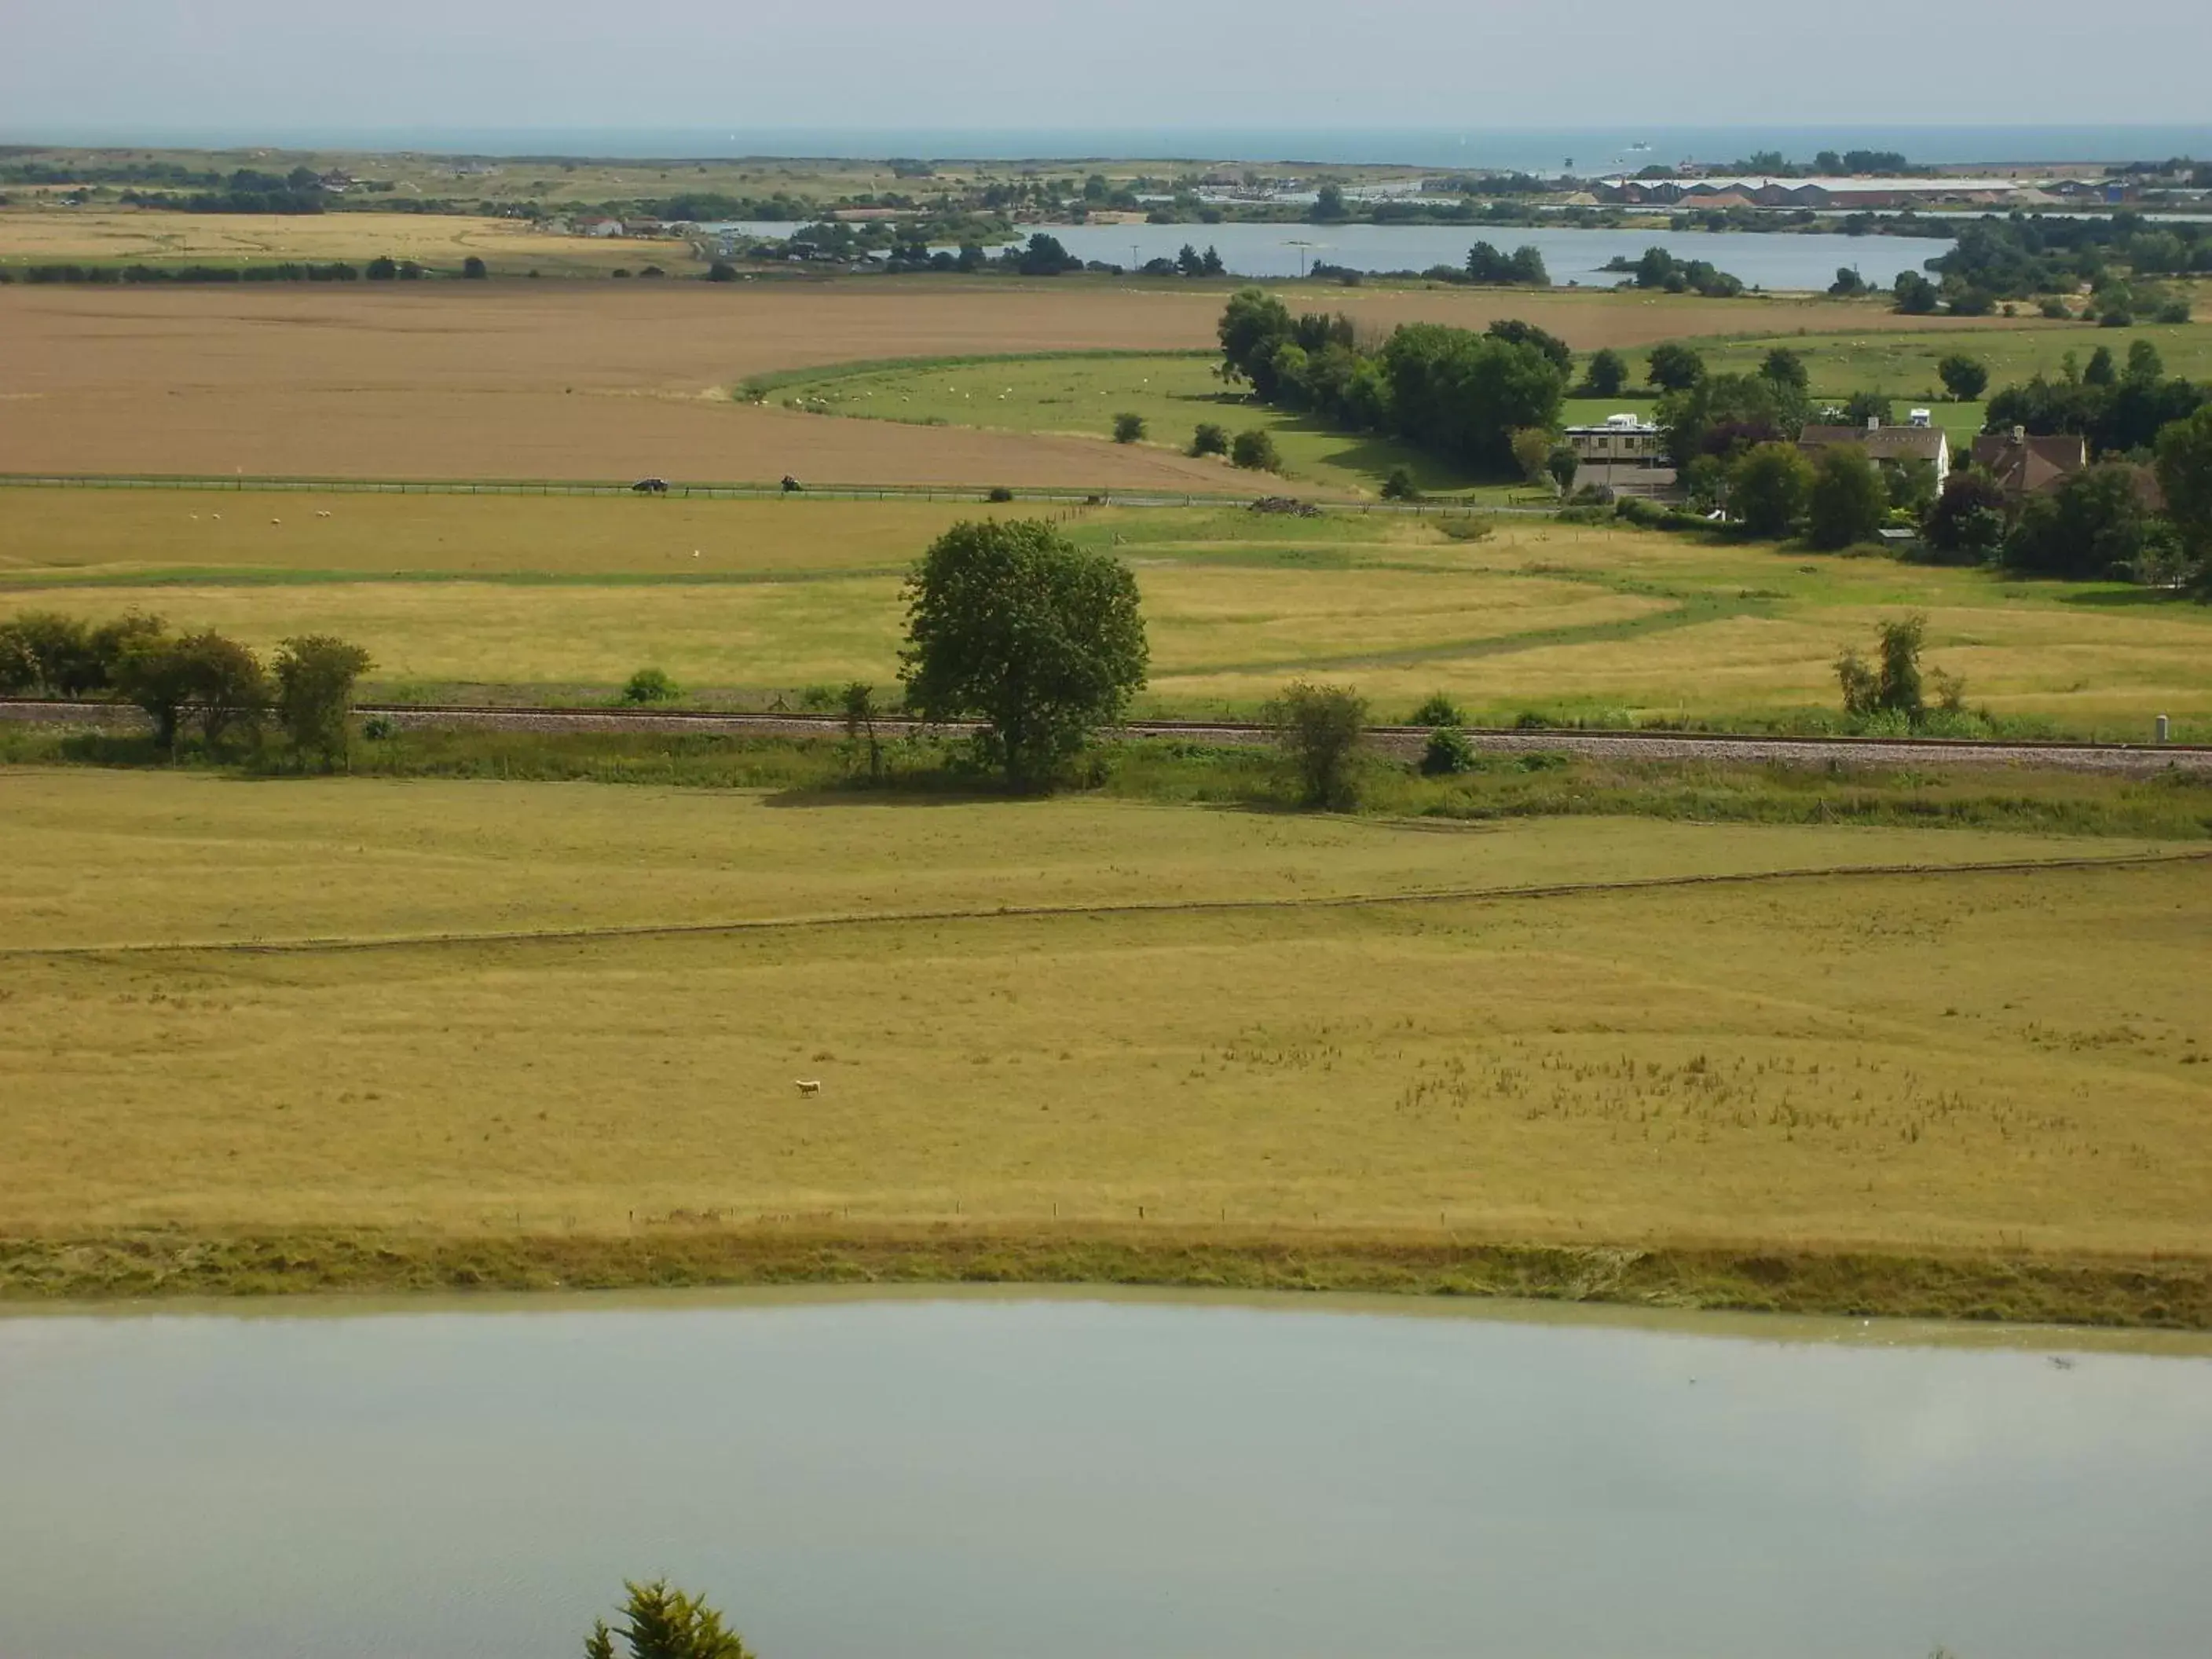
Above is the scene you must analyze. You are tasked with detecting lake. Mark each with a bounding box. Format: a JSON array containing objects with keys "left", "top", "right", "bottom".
[
  {"left": 700, "top": 221, "right": 1957, "bottom": 291},
  {"left": 2, "top": 1290, "right": 2207, "bottom": 1658}
]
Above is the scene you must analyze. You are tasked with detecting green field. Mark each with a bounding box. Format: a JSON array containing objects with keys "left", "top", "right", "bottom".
[
  {"left": 754, "top": 352, "right": 1533, "bottom": 500},
  {"left": 754, "top": 317, "right": 2212, "bottom": 500},
  {"left": 6, "top": 487, "right": 2212, "bottom": 736}
]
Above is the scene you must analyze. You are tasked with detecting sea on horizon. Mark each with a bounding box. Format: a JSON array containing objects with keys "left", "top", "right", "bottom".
[{"left": 5, "top": 124, "right": 2210, "bottom": 173}]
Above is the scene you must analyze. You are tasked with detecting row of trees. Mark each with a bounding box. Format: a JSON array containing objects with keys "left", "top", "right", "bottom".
[
  {"left": 1217, "top": 290, "right": 1567, "bottom": 472},
  {"left": 117, "top": 166, "right": 331, "bottom": 214},
  {"left": 1983, "top": 339, "right": 2207, "bottom": 457},
  {"left": 0, "top": 611, "right": 372, "bottom": 764}
]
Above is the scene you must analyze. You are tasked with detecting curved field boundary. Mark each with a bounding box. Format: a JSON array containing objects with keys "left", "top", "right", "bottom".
[
  {"left": 9, "top": 846, "right": 2203, "bottom": 961},
  {"left": 736, "top": 347, "right": 1218, "bottom": 403}
]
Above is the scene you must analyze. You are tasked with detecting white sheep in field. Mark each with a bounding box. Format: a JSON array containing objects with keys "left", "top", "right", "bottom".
[
  {"left": 315, "top": 510, "right": 332, "bottom": 519},
  {"left": 793, "top": 1079, "right": 822, "bottom": 1097}
]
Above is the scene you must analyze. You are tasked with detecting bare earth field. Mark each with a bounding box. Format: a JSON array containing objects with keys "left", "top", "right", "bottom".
[
  {"left": 3, "top": 771, "right": 2204, "bottom": 1263},
  {"left": 0, "top": 281, "right": 2053, "bottom": 485},
  {"left": 0, "top": 209, "right": 672, "bottom": 274}
]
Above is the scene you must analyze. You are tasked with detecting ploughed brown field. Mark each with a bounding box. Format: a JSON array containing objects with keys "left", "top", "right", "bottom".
[{"left": 0, "top": 280, "right": 2045, "bottom": 485}]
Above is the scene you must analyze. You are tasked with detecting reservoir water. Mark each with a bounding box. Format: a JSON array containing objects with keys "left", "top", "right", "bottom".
[
  {"left": 2, "top": 1290, "right": 2207, "bottom": 1658},
  {"left": 703, "top": 222, "right": 1957, "bottom": 291}
]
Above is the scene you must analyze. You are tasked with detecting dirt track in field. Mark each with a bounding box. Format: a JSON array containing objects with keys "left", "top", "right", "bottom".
[{"left": 0, "top": 282, "right": 2046, "bottom": 484}]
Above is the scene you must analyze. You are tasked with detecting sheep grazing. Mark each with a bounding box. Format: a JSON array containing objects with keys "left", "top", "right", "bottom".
[
  {"left": 793, "top": 1079, "right": 822, "bottom": 1097},
  {"left": 315, "top": 510, "right": 333, "bottom": 519}
]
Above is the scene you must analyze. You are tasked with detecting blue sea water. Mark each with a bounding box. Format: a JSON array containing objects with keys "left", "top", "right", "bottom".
[{"left": 10, "top": 125, "right": 2212, "bottom": 170}]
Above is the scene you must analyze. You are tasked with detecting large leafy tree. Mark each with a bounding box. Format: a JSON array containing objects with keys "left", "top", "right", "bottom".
[
  {"left": 1922, "top": 471, "right": 2009, "bottom": 562},
  {"left": 2155, "top": 405, "right": 2212, "bottom": 577},
  {"left": 1218, "top": 287, "right": 1294, "bottom": 394},
  {"left": 1582, "top": 347, "right": 1629, "bottom": 397},
  {"left": 1936, "top": 353, "right": 1988, "bottom": 401},
  {"left": 901, "top": 520, "right": 1148, "bottom": 788},
  {"left": 1729, "top": 442, "right": 1814, "bottom": 538},
  {"left": 2004, "top": 463, "right": 2156, "bottom": 579},
  {"left": 1379, "top": 324, "right": 1566, "bottom": 471},
  {"left": 1660, "top": 372, "right": 1804, "bottom": 463},
  {"left": 1645, "top": 342, "right": 1705, "bottom": 392},
  {"left": 1805, "top": 445, "right": 1890, "bottom": 550}
]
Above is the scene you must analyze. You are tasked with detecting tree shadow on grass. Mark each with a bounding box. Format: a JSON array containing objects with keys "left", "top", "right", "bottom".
[
  {"left": 759, "top": 776, "right": 1051, "bottom": 809},
  {"left": 2058, "top": 585, "right": 2208, "bottom": 610}
]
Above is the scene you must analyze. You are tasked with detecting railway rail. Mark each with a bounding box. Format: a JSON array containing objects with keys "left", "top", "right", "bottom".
[{"left": 4, "top": 698, "right": 2206, "bottom": 774}]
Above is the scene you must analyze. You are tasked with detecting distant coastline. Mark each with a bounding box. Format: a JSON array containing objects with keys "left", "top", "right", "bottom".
[{"left": 7, "top": 124, "right": 2212, "bottom": 171}]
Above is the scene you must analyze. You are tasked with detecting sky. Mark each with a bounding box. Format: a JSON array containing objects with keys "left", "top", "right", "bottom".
[{"left": 4, "top": 0, "right": 2210, "bottom": 141}]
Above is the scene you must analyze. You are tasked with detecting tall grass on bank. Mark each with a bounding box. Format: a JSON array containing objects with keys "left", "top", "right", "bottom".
[{"left": 7, "top": 720, "right": 2210, "bottom": 840}]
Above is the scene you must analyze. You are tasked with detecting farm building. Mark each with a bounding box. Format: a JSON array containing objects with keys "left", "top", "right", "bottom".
[
  {"left": 1566, "top": 412, "right": 1665, "bottom": 466},
  {"left": 1566, "top": 413, "right": 1674, "bottom": 495}
]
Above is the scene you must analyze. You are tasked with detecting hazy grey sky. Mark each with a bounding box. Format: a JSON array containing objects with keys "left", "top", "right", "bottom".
[{"left": 4, "top": 0, "right": 2208, "bottom": 136}]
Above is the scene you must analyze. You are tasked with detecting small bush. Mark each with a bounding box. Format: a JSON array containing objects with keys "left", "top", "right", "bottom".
[
  {"left": 1419, "top": 726, "right": 1477, "bottom": 775},
  {"left": 1614, "top": 496, "right": 1664, "bottom": 529},
  {"left": 2097, "top": 309, "right": 2133, "bottom": 328},
  {"left": 1188, "top": 422, "right": 1229, "bottom": 457},
  {"left": 621, "top": 667, "right": 680, "bottom": 705},
  {"left": 1380, "top": 466, "right": 1419, "bottom": 500},
  {"left": 1111, "top": 412, "right": 1147, "bottom": 444},
  {"left": 1230, "top": 428, "right": 1281, "bottom": 471},
  {"left": 1265, "top": 679, "right": 1368, "bottom": 809},
  {"left": 1410, "top": 692, "right": 1465, "bottom": 727},
  {"left": 986, "top": 485, "right": 1015, "bottom": 502},
  {"left": 273, "top": 634, "right": 373, "bottom": 766},
  {"left": 1435, "top": 517, "right": 1492, "bottom": 542},
  {"left": 798, "top": 683, "right": 839, "bottom": 712},
  {"left": 2039, "top": 297, "right": 2071, "bottom": 320},
  {"left": 361, "top": 713, "right": 397, "bottom": 741}
]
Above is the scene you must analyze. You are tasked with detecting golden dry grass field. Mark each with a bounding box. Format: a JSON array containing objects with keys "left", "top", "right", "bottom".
[
  {"left": 7, "top": 489, "right": 2212, "bottom": 734},
  {"left": 2, "top": 770, "right": 2205, "bottom": 1262},
  {"left": 0, "top": 280, "right": 2049, "bottom": 483},
  {"left": 0, "top": 209, "right": 672, "bottom": 273}
]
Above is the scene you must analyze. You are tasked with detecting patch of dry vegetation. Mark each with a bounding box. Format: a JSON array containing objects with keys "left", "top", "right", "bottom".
[{"left": 2, "top": 774, "right": 2204, "bottom": 1307}]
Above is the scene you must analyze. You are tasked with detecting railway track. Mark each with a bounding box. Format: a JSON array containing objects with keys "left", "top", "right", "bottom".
[{"left": 5, "top": 698, "right": 2207, "bottom": 774}]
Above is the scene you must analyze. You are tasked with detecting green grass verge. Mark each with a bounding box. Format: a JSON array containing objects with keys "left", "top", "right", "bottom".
[
  {"left": 3, "top": 1228, "right": 2205, "bottom": 1328},
  {"left": 8, "top": 724, "right": 2208, "bottom": 841}
]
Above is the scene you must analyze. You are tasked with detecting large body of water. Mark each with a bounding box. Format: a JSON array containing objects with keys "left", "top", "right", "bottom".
[
  {"left": 2, "top": 1291, "right": 2208, "bottom": 1659},
  {"left": 704, "top": 222, "right": 1955, "bottom": 290},
  {"left": 13, "top": 126, "right": 2212, "bottom": 171}
]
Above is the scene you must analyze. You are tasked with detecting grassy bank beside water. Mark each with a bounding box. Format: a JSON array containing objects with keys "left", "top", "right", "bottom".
[{"left": 5, "top": 1228, "right": 2208, "bottom": 1329}]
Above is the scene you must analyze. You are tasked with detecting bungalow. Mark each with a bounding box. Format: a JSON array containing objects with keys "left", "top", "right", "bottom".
[{"left": 1799, "top": 413, "right": 1949, "bottom": 480}]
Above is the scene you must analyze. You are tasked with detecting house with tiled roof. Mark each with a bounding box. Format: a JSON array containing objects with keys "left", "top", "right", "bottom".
[
  {"left": 1970, "top": 428, "right": 2087, "bottom": 504},
  {"left": 1799, "top": 414, "right": 1950, "bottom": 479}
]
